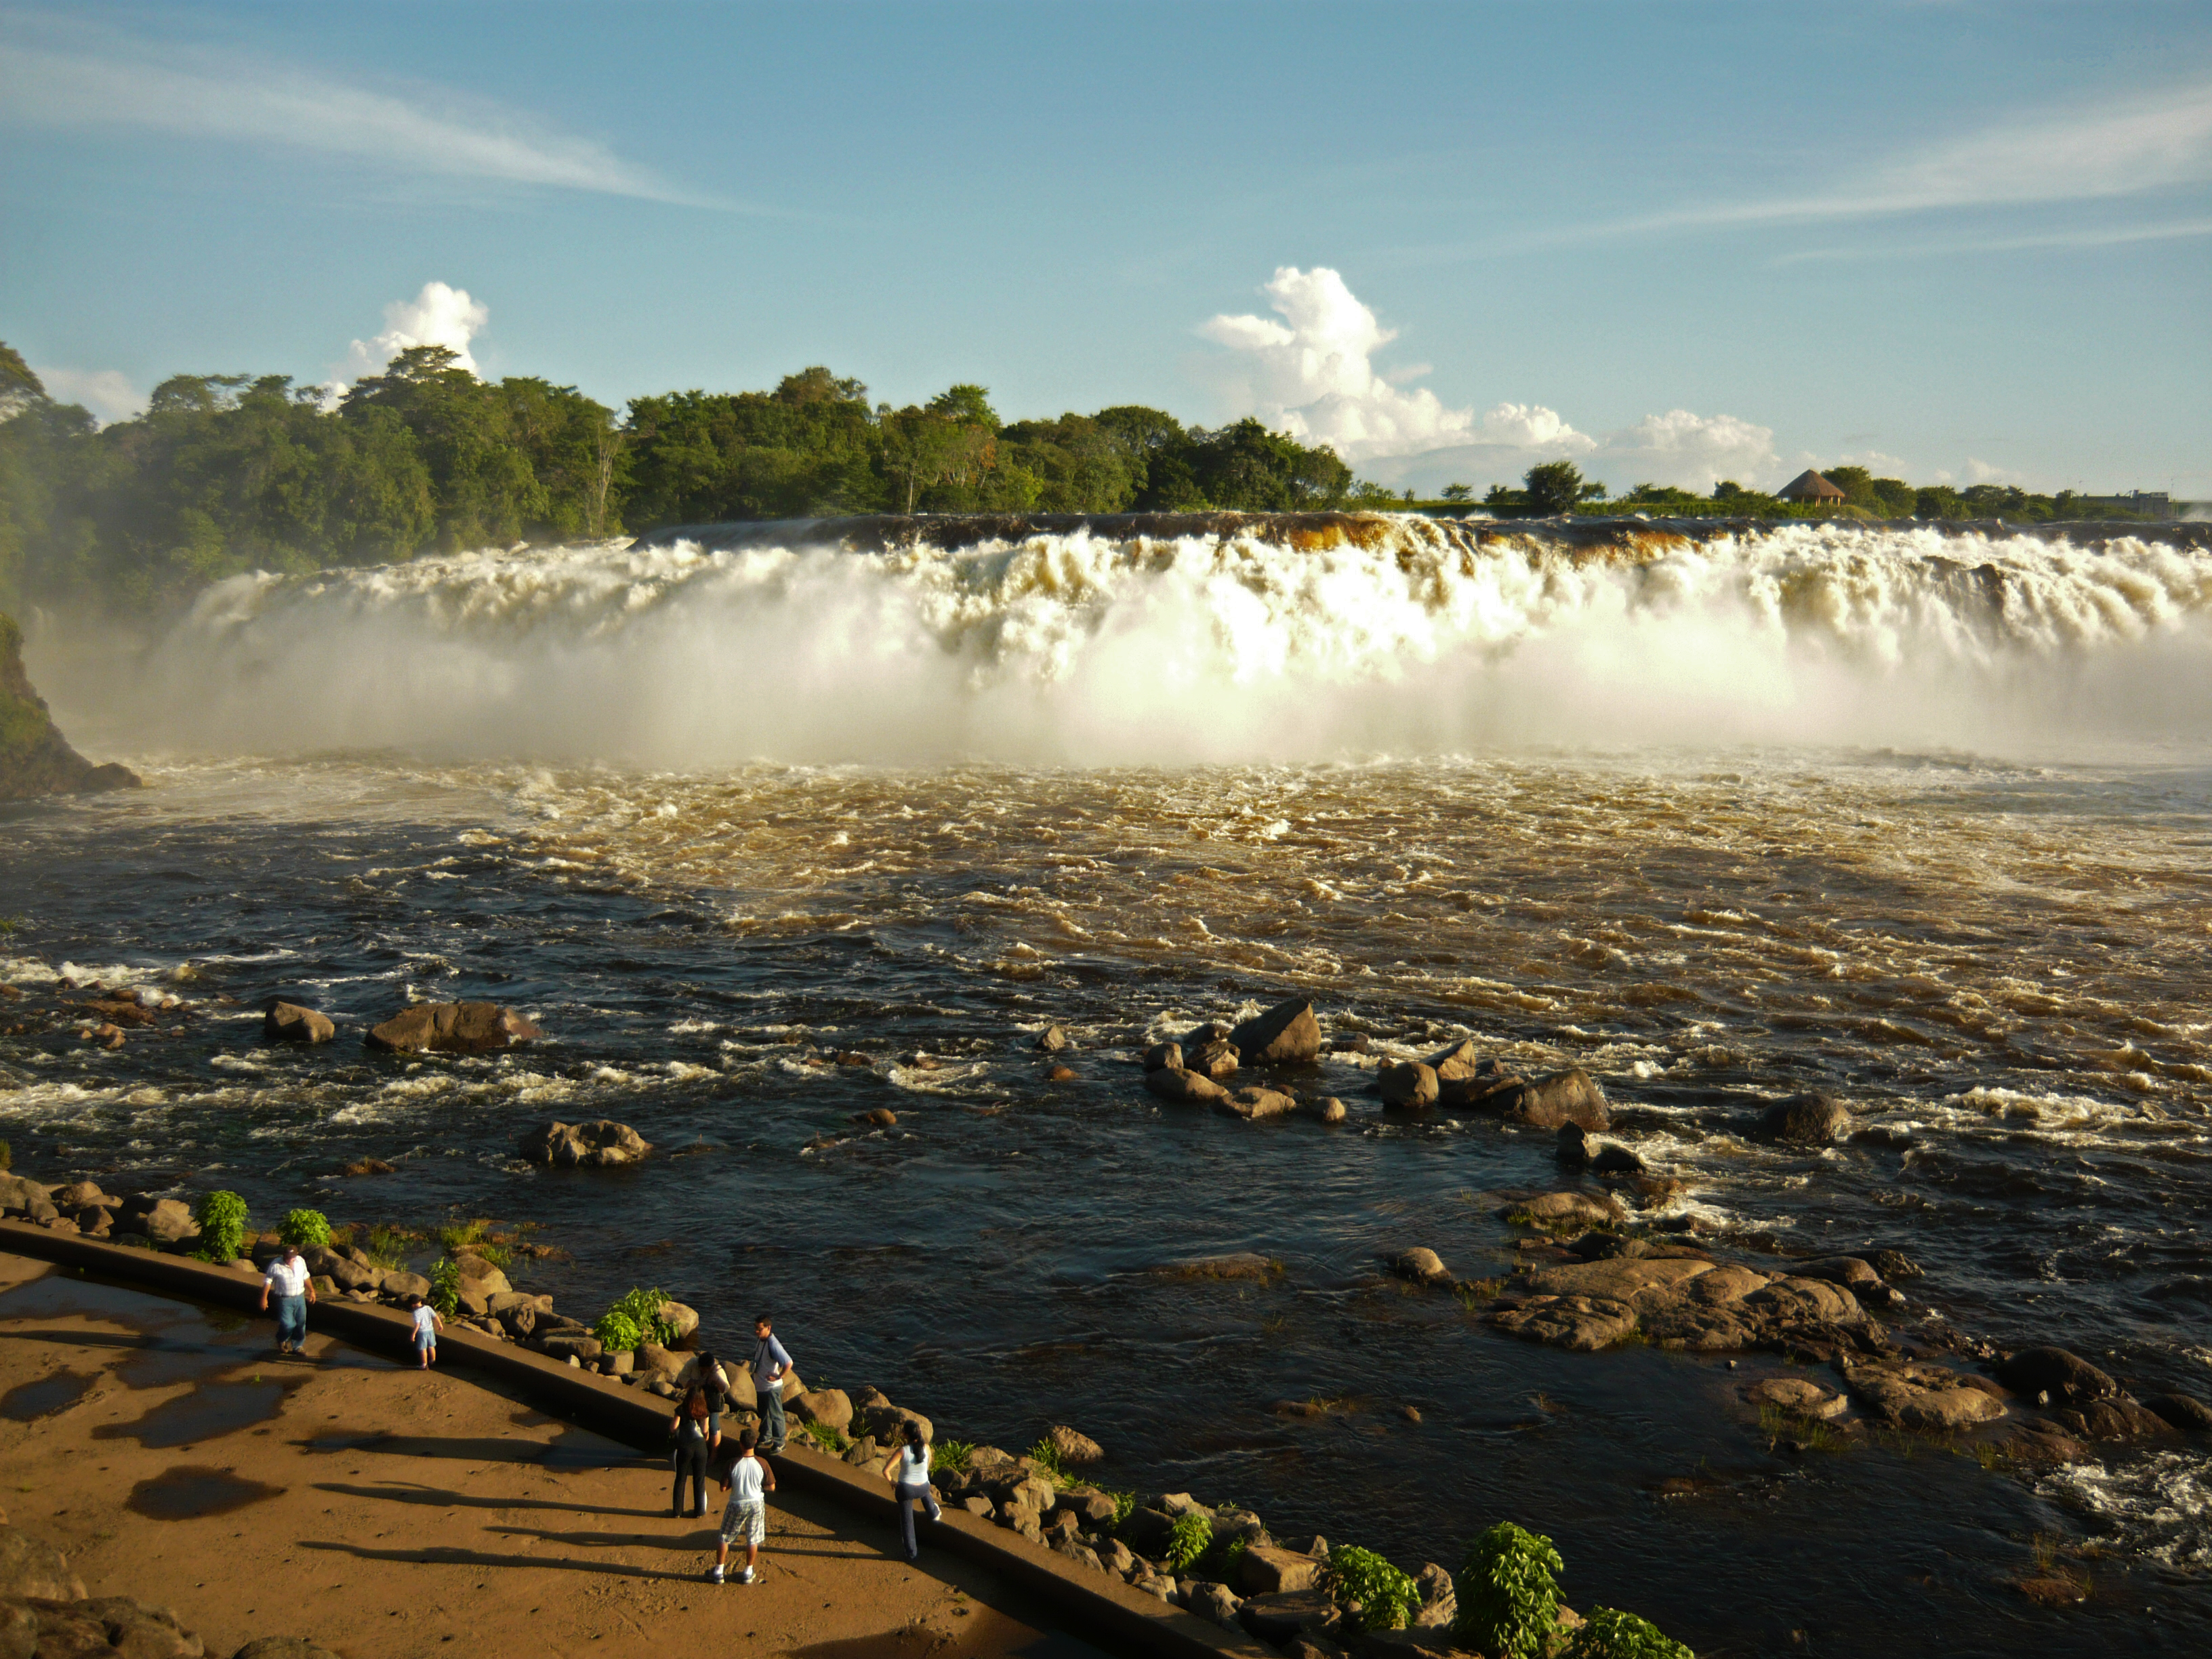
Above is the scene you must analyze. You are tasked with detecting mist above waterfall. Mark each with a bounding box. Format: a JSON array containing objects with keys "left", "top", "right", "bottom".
[{"left": 63, "top": 514, "right": 2212, "bottom": 769}]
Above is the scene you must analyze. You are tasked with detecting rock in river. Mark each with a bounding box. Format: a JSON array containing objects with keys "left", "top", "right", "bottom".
[
  {"left": 1230, "top": 997, "right": 1322, "bottom": 1065},
  {"left": 1379, "top": 1061, "right": 1439, "bottom": 1111},
  {"left": 365, "top": 1001, "right": 541, "bottom": 1054},
  {"left": 517, "top": 1119, "right": 653, "bottom": 1167},
  {"left": 1218, "top": 1086, "right": 1297, "bottom": 1121},
  {"left": 262, "top": 1000, "right": 334, "bottom": 1044},
  {"left": 1141, "top": 1041, "right": 1182, "bottom": 1073},
  {"left": 1747, "top": 1090, "right": 1852, "bottom": 1145},
  {"left": 1993, "top": 1345, "right": 2118, "bottom": 1409},
  {"left": 1392, "top": 1248, "right": 1450, "bottom": 1285},
  {"left": 1843, "top": 1359, "right": 2007, "bottom": 1431},
  {"left": 1145, "top": 1067, "right": 1230, "bottom": 1105}
]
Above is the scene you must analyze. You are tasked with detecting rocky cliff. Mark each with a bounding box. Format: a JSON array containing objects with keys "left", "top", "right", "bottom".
[{"left": 0, "top": 612, "right": 138, "bottom": 802}]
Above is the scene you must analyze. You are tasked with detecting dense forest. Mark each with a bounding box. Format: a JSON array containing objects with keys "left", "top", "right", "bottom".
[
  {"left": 0, "top": 344, "right": 1371, "bottom": 615},
  {"left": 0, "top": 339, "right": 2169, "bottom": 617}
]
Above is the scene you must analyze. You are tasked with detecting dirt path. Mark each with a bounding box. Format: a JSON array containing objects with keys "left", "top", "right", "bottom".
[{"left": 0, "top": 1250, "right": 1092, "bottom": 1658}]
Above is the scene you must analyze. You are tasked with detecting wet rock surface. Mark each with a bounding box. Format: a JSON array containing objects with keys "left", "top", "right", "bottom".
[{"left": 365, "top": 1001, "right": 541, "bottom": 1054}]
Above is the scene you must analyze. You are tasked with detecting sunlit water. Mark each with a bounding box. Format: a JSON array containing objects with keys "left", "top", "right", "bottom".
[{"left": 5, "top": 515, "right": 2211, "bottom": 1655}]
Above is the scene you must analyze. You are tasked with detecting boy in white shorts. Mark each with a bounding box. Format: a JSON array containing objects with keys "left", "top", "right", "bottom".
[{"left": 710, "top": 1425, "right": 775, "bottom": 1584}]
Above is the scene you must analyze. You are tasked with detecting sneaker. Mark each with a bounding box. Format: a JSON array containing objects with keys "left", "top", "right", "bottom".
[
  {"left": 737, "top": 1567, "right": 755, "bottom": 1584},
  {"left": 708, "top": 1565, "right": 724, "bottom": 1584}
]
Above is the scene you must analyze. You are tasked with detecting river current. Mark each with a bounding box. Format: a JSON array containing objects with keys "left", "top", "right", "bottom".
[{"left": 3, "top": 514, "right": 2210, "bottom": 1656}]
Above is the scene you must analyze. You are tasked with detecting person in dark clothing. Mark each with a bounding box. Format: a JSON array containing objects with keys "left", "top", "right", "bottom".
[{"left": 670, "top": 1384, "right": 716, "bottom": 1517}]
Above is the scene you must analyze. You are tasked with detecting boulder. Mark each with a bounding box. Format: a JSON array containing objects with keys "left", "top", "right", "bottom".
[
  {"left": 861, "top": 1404, "right": 934, "bottom": 1445},
  {"left": 1043, "top": 1425, "right": 1103, "bottom": 1464},
  {"left": 516, "top": 1120, "right": 653, "bottom": 1168},
  {"left": 1118, "top": 1507, "right": 1176, "bottom": 1557},
  {"left": 634, "top": 1343, "right": 689, "bottom": 1383},
  {"left": 1237, "top": 1545, "right": 1324, "bottom": 1597},
  {"left": 365, "top": 1001, "right": 542, "bottom": 1054},
  {"left": 1412, "top": 1562, "right": 1456, "bottom": 1629},
  {"left": 1141, "top": 1042, "right": 1183, "bottom": 1074},
  {"left": 1189, "top": 1583, "right": 1243, "bottom": 1631},
  {"left": 1392, "top": 1248, "right": 1450, "bottom": 1286},
  {"left": 0, "top": 1175, "right": 60, "bottom": 1223},
  {"left": 50, "top": 1181, "right": 116, "bottom": 1210},
  {"left": 448, "top": 1255, "right": 510, "bottom": 1298},
  {"left": 1185, "top": 1039, "right": 1241, "bottom": 1083},
  {"left": 262, "top": 1002, "right": 334, "bottom": 1044},
  {"left": 1218, "top": 1086, "right": 1298, "bottom": 1121},
  {"left": 1589, "top": 1143, "right": 1644, "bottom": 1176},
  {"left": 1145, "top": 1067, "right": 1230, "bottom": 1105},
  {"left": 1036, "top": 1025, "right": 1071, "bottom": 1052},
  {"left": 1050, "top": 1488, "right": 1118, "bottom": 1527},
  {"left": 1748, "top": 1091, "right": 1851, "bottom": 1145},
  {"left": 789, "top": 1387, "right": 854, "bottom": 1433},
  {"left": 1741, "top": 1377, "right": 1847, "bottom": 1419},
  {"left": 380, "top": 1271, "right": 430, "bottom": 1301},
  {"left": 1230, "top": 998, "right": 1324, "bottom": 1065},
  {"left": 1316, "top": 1098, "right": 1347, "bottom": 1124},
  {"left": 135, "top": 1199, "right": 199, "bottom": 1245},
  {"left": 495, "top": 1303, "right": 539, "bottom": 1341},
  {"left": 304, "top": 1251, "right": 379, "bottom": 1294},
  {"left": 1378, "top": 1062, "right": 1439, "bottom": 1111},
  {"left": 235, "top": 1641, "right": 342, "bottom": 1659},
  {"left": 2053, "top": 1397, "right": 2177, "bottom": 1441},
  {"left": 6, "top": 1597, "right": 201, "bottom": 1658},
  {"left": 1994, "top": 1346, "right": 2118, "bottom": 1409},
  {"left": 1512, "top": 1069, "right": 1610, "bottom": 1132},
  {"left": 1158, "top": 1253, "right": 1277, "bottom": 1281},
  {"left": 1845, "top": 1361, "right": 2007, "bottom": 1431},
  {"left": 1507, "top": 1191, "right": 1626, "bottom": 1231},
  {"left": 1791, "top": 1256, "right": 1884, "bottom": 1291},
  {"left": 657, "top": 1300, "right": 699, "bottom": 1342},
  {"left": 2143, "top": 1393, "right": 2212, "bottom": 1433},
  {"left": 0, "top": 1525, "right": 86, "bottom": 1599},
  {"left": 1420, "top": 1040, "right": 1488, "bottom": 1083},
  {"left": 537, "top": 1334, "right": 602, "bottom": 1364},
  {"left": 1556, "top": 1124, "right": 1589, "bottom": 1167}
]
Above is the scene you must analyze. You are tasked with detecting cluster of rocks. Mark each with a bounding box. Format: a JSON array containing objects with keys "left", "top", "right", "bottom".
[
  {"left": 1376, "top": 1042, "right": 1608, "bottom": 1134},
  {"left": 1381, "top": 1187, "right": 2212, "bottom": 1464},
  {"left": 514, "top": 1119, "right": 652, "bottom": 1168},
  {"left": 0, "top": 1508, "right": 331, "bottom": 1658},
  {"left": 1141, "top": 998, "right": 1347, "bottom": 1123},
  {"left": 0, "top": 979, "right": 195, "bottom": 1048},
  {"left": 0, "top": 1174, "right": 209, "bottom": 1246},
  {"left": 265, "top": 998, "right": 543, "bottom": 1054}
]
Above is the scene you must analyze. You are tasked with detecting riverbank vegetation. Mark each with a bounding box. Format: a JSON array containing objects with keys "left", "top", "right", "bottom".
[{"left": 0, "top": 337, "right": 2166, "bottom": 618}]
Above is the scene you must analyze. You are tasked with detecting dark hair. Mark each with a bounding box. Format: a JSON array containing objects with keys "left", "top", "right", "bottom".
[
  {"left": 405, "top": 1294, "right": 424, "bottom": 1309},
  {"left": 684, "top": 1387, "right": 710, "bottom": 1421},
  {"left": 903, "top": 1419, "right": 925, "bottom": 1450},
  {"left": 753, "top": 1313, "right": 772, "bottom": 1328},
  {"left": 737, "top": 1426, "right": 758, "bottom": 1452}
]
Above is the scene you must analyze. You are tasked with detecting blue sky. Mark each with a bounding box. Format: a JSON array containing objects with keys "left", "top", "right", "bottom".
[{"left": 3, "top": 0, "right": 2207, "bottom": 495}]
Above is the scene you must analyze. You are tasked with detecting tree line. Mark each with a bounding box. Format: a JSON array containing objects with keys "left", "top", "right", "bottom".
[
  {"left": 0, "top": 343, "right": 1389, "bottom": 615},
  {"left": 1458, "top": 460, "right": 2159, "bottom": 523}
]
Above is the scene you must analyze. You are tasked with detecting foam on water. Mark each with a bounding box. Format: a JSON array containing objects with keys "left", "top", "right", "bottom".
[
  {"left": 49, "top": 516, "right": 2212, "bottom": 767},
  {"left": 2041, "top": 1452, "right": 2212, "bottom": 1565}
]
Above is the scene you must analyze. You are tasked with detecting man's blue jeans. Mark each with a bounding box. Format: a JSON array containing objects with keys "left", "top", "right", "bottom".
[{"left": 273, "top": 1294, "right": 307, "bottom": 1348}]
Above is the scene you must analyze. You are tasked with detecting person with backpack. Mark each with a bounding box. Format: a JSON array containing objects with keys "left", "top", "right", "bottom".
[
  {"left": 669, "top": 1382, "right": 717, "bottom": 1518},
  {"left": 747, "top": 1313, "right": 792, "bottom": 1454},
  {"left": 880, "top": 1418, "right": 941, "bottom": 1563},
  {"left": 676, "top": 1349, "right": 733, "bottom": 1446},
  {"left": 709, "top": 1425, "right": 776, "bottom": 1584}
]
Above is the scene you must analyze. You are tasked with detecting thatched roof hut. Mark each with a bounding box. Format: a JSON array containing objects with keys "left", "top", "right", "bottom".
[{"left": 1778, "top": 469, "right": 1847, "bottom": 502}]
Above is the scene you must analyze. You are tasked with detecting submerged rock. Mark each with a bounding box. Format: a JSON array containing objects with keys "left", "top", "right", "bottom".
[
  {"left": 1379, "top": 1061, "right": 1439, "bottom": 1111},
  {"left": 262, "top": 1001, "right": 334, "bottom": 1044},
  {"left": 1392, "top": 1247, "right": 1450, "bottom": 1285},
  {"left": 1993, "top": 1345, "right": 2118, "bottom": 1409},
  {"left": 365, "top": 1000, "right": 541, "bottom": 1054},
  {"left": 1145, "top": 1067, "right": 1229, "bottom": 1105},
  {"left": 1218, "top": 1086, "right": 1297, "bottom": 1121},
  {"left": 1747, "top": 1091, "right": 1852, "bottom": 1145},
  {"left": 1141, "top": 1041, "right": 1183, "bottom": 1074},
  {"left": 1420, "top": 1039, "right": 1488, "bottom": 1082},
  {"left": 1185, "top": 1038, "right": 1241, "bottom": 1082},
  {"left": 2143, "top": 1393, "right": 2212, "bottom": 1433},
  {"left": 1042, "top": 1425, "right": 1104, "bottom": 1463},
  {"left": 517, "top": 1119, "right": 653, "bottom": 1168},
  {"left": 1843, "top": 1359, "right": 2007, "bottom": 1431}
]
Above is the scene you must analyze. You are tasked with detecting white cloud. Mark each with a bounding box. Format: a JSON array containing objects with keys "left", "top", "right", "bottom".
[
  {"left": 342, "top": 282, "right": 491, "bottom": 378},
  {"left": 1774, "top": 216, "right": 2212, "bottom": 264},
  {"left": 0, "top": 27, "right": 708, "bottom": 205},
  {"left": 1197, "top": 267, "right": 1772, "bottom": 494},
  {"left": 1631, "top": 77, "right": 2212, "bottom": 234},
  {"left": 30, "top": 366, "right": 145, "bottom": 426}
]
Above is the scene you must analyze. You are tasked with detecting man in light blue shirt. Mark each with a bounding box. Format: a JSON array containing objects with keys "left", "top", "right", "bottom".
[{"left": 749, "top": 1313, "right": 792, "bottom": 1454}]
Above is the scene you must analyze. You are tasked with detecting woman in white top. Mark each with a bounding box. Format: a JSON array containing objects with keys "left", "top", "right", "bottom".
[{"left": 880, "top": 1419, "right": 941, "bottom": 1562}]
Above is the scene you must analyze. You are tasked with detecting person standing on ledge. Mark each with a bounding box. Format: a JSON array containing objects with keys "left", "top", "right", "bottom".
[
  {"left": 710, "top": 1425, "right": 776, "bottom": 1584},
  {"left": 407, "top": 1293, "right": 443, "bottom": 1369},
  {"left": 260, "top": 1242, "right": 316, "bottom": 1357},
  {"left": 881, "top": 1418, "right": 941, "bottom": 1562},
  {"left": 748, "top": 1313, "right": 793, "bottom": 1453}
]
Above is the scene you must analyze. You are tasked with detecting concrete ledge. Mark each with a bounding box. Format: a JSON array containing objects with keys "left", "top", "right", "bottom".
[{"left": 0, "top": 1221, "right": 1273, "bottom": 1659}]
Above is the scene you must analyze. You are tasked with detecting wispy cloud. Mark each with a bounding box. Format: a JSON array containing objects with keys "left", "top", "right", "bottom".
[
  {"left": 0, "top": 24, "right": 715, "bottom": 207},
  {"left": 1774, "top": 216, "right": 2212, "bottom": 264},
  {"left": 1631, "top": 77, "right": 2212, "bottom": 232}
]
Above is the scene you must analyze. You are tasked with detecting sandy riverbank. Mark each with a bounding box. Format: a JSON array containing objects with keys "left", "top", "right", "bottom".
[{"left": 0, "top": 1249, "right": 1090, "bottom": 1658}]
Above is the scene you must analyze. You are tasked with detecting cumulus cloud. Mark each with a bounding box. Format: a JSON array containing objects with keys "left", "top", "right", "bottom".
[
  {"left": 0, "top": 24, "right": 710, "bottom": 205},
  {"left": 29, "top": 366, "right": 146, "bottom": 426},
  {"left": 1197, "top": 267, "right": 1775, "bottom": 493},
  {"left": 342, "top": 281, "right": 491, "bottom": 378}
]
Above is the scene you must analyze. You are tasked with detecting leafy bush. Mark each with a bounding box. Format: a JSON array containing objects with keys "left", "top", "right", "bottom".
[
  {"left": 194, "top": 1191, "right": 249, "bottom": 1262},
  {"left": 605, "top": 1286, "right": 680, "bottom": 1347},
  {"left": 594, "top": 1307, "right": 643, "bottom": 1353},
  {"left": 1328, "top": 1544, "right": 1420, "bottom": 1632},
  {"left": 437, "top": 1217, "right": 512, "bottom": 1267},
  {"left": 1456, "top": 1521, "right": 1565, "bottom": 1659},
  {"left": 1563, "top": 1607, "right": 1694, "bottom": 1659},
  {"left": 427, "top": 1258, "right": 462, "bottom": 1318},
  {"left": 1205, "top": 1533, "right": 1250, "bottom": 1580},
  {"left": 279, "top": 1208, "right": 331, "bottom": 1250},
  {"left": 1107, "top": 1489, "right": 1136, "bottom": 1530},
  {"left": 933, "top": 1439, "right": 976, "bottom": 1473},
  {"left": 1164, "top": 1509, "right": 1212, "bottom": 1572},
  {"left": 361, "top": 1225, "right": 411, "bottom": 1269}
]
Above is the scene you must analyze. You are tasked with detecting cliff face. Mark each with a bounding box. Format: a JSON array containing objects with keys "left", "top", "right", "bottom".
[{"left": 0, "top": 613, "right": 140, "bottom": 802}]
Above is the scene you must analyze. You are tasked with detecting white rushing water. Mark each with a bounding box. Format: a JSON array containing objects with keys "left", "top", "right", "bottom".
[{"left": 52, "top": 515, "right": 2212, "bottom": 765}]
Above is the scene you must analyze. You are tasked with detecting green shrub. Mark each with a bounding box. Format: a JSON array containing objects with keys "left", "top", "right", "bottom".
[
  {"left": 605, "top": 1286, "right": 680, "bottom": 1347},
  {"left": 1563, "top": 1607, "right": 1694, "bottom": 1659},
  {"left": 1025, "top": 1437, "right": 1071, "bottom": 1487},
  {"left": 1456, "top": 1521, "right": 1565, "bottom": 1659},
  {"left": 933, "top": 1439, "right": 976, "bottom": 1473},
  {"left": 1164, "top": 1509, "right": 1212, "bottom": 1572},
  {"left": 1328, "top": 1544, "right": 1420, "bottom": 1632},
  {"left": 798, "top": 1419, "right": 849, "bottom": 1455},
  {"left": 278, "top": 1208, "right": 331, "bottom": 1250},
  {"left": 194, "top": 1191, "right": 249, "bottom": 1262},
  {"left": 361, "top": 1225, "right": 411, "bottom": 1269},
  {"left": 1205, "top": 1533, "right": 1250, "bottom": 1580},
  {"left": 594, "top": 1307, "right": 643, "bottom": 1353},
  {"left": 1107, "top": 1489, "right": 1136, "bottom": 1530},
  {"left": 437, "top": 1217, "right": 512, "bottom": 1267},
  {"left": 427, "top": 1258, "right": 462, "bottom": 1318}
]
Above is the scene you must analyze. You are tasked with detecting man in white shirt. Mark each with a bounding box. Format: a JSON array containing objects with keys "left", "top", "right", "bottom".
[
  {"left": 259, "top": 1243, "right": 316, "bottom": 1356},
  {"left": 710, "top": 1425, "right": 777, "bottom": 1584}
]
